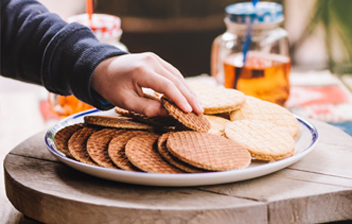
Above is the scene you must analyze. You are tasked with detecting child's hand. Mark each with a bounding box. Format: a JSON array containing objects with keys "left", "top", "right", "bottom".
[{"left": 91, "top": 52, "right": 204, "bottom": 117}]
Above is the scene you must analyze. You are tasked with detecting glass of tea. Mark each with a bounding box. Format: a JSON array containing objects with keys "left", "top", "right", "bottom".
[
  {"left": 224, "top": 52, "right": 291, "bottom": 106},
  {"left": 48, "top": 94, "right": 94, "bottom": 117},
  {"left": 211, "top": 2, "right": 291, "bottom": 106}
]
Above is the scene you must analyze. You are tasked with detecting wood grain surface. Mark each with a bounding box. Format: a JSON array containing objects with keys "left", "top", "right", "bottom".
[{"left": 3, "top": 120, "right": 352, "bottom": 224}]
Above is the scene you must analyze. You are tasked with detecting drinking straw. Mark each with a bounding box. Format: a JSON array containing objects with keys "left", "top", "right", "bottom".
[
  {"left": 242, "top": 0, "right": 259, "bottom": 65},
  {"left": 86, "top": 0, "right": 94, "bottom": 21}
]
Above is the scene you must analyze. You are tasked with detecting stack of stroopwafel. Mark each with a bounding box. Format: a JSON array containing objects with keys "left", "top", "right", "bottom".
[{"left": 54, "top": 84, "right": 300, "bottom": 173}]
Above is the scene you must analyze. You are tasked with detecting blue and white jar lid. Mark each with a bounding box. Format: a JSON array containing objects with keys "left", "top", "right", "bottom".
[{"left": 225, "top": 2, "right": 284, "bottom": 24}]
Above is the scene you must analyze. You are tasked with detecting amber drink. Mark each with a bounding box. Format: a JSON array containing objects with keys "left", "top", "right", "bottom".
[{"left": 224, "top": 52, "right": 290, "bottom": 106}]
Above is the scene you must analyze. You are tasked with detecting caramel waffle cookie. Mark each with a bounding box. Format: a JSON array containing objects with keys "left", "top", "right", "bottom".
[
  {"left": 167, "top": 131, "right": 251, "bottom": 171},
  {"left": 186, "top": 81, "right": 246, "bottom": 114},
  {"left": 84, "top": 115, "right": 153, "bottom": 130},
  {"left": 161, "top": 97, "right": 210, "bottom": 133},
  {"left": 205, "top": 115, "right": 231, "bottom": 136},
  {"left": 54, "top": 123, "right": 84, "bottom": 158},
  {"left": 157, "top": 133, "right": 205, "bottom": 173},
  {"left": 68, "top": 126, "right": 99, "bottom": 165},
  {"left": 108, "top": 130, "right": 148, "bottom": 171},
  {"left": 225, "top": 120, "right": 295, "bottom": 161},
  {"left": 125, "top": 133, "right": 184, "bottom": 173},
  {"left": 129, "top": 111, "right": 178, "bottom": 127},
  {"left": 86, "top": 128, "right": 123, "bottom": 169},
  {"left": 229, "top": 96, "right": 299, "bottom": 138}
]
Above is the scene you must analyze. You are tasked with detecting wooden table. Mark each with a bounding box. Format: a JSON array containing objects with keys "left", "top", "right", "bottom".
[{"left": 3, "top": 119, "right": 352, "bottom": 224}]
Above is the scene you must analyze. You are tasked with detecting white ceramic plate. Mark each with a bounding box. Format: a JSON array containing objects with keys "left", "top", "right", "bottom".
[{"left": 45, "top": 109, "right": 319, "bottom": 187}]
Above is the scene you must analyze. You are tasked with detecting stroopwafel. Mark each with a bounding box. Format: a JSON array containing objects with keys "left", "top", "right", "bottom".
[
  {"left": 229, "top": 96, "right": 299, "bottom": 138},
  {"left": 157, "top": 133, "right": 205, "bottom": 173},
  {"left": 225, "top": 120, "right": 295, "bottom": 161},
  {"left": 125, "top": 133, "right": 184, "bottom": 173},
  {"left": 86, "top": 128, "right": 123, "bottom": 169},
  {"left": 108, "top": 130, "right": 149, "bottom": 171},
  {"left": 68, "top": 126, "right": 99, "bottom": 165},
  {"left": 84, "top": 115, "right": 153, "bottom": 130},
  {"left": 54, "top": 123, "right": 83, "bottom": 158},
  {"left": 161, "top": 97, "right": 210, "bottom": 133},
  {"left": 167, "top": 131, "right": 251, "bottom": 171}
]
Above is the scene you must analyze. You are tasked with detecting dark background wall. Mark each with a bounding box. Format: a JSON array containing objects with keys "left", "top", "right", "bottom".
[{"left": 95, "top": 0, "right": 241, "bottom": 77}]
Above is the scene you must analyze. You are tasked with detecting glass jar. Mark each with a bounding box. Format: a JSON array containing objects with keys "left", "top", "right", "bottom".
[
  {"left": 48, "top": 13, "right": 128, "bottom": 117},
  {"left": 211, "top": 2, "right": 290, "bottom": 106}
]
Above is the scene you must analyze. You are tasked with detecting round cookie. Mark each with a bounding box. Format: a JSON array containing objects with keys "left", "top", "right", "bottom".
[
  {"left": 125, "top": 133, "right": 184, "bottom": 173},
  {"left": 84, "top": 115, "right": 153, "bottom": 130},
  {"left": 205, "top": 115, "right": 231, "bottom": 136},
  {"left": 225, "top": 120, "right": 295, "bottom": 161},
  {"left": 167, "top": 131, "right": 251, "bottom": 171},
  {"left": 108, "top": 130, "right": 148, "bottom": 171},
  {"left": 54, "top": 123, "right": 83, "bottom": 158},
  {"left": 86, "top": 128, "right": 123, "bottom": 169},
  {"left": 229, "top": 96, "right": 299, "bottom": 138},
  {"left": 186, "top": 81, "right": 246, "bottom": 114},
  {"left": 68, "top": 126, "right": 99, "bottom": 166},
  {"left": 157, "top": 133, "right": 205, "bottom": 173},
  {"left": 161, "top": 97, "right": 211, "bottom": 133}
]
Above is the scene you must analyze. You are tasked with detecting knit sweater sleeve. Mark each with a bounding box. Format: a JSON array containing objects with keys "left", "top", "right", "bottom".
[{"left": 1, "top": 0, "right": 127, "bottom": 109}]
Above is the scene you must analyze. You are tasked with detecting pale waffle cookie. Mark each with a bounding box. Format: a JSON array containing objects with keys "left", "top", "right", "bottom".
[
  {"left": 229, "top": 96, "right": 299, "bottom": 138},
  {"left": 186, "top": 81, "right": 246, "bottom": 114},
  {"left": 125, "top": 133, "right": 184, "bottom": 173},
  {"left": 108, "top": 130, "right": 148, "bottom": 171},
  {"left": 84, "top": 115, "right": 153, "bottom": 130},
  {"left": 54, "top": 123, "right": 84, "bottom": 158},
  {"left": 205, "top": 115, "right": 231, "bottom": 136},
  {"left": 161, "top": 97, "right": 211, "bottom": 133},
  {"left": 225, "top": 120, "right": 295, "bottom": 161},
  {"left": 86, "top": 128, "right": 123, "bottom": 169},
  {"left": 157, "top": 133, "right": 205, "bottom": 173},
  {"left": 167, "top": 131, "right": 251, "bottom": 171},
  {"left": 114, "top": 106, "right": 131, "bottom": 116},
  {"left": 68, "top": 126, "right": 99, "bottom": 165}
]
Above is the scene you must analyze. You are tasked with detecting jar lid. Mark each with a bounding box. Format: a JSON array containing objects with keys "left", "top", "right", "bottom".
[
  {"left": 225, "top": 2, "right": 284, "bottom": 24},
  {"left": 67, "top": 14, "right": 122, "bottom": 39}
]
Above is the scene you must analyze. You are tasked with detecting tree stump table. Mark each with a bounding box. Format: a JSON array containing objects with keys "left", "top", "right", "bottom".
[{"left": 4, "top": 120, "right": 352, "bottom": 224}]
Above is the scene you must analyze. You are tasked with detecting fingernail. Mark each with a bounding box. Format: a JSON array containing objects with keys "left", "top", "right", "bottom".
[
  {"left": 185, "top": 103, "right": 192, "bottom": 112},
  {"left": 197, "top": 100, "right": 204, "bottom": 113}
]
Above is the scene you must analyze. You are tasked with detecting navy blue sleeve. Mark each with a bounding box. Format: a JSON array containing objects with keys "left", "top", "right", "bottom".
[{"left": 1, "top": 0, "right": 128, "bottom": 109}]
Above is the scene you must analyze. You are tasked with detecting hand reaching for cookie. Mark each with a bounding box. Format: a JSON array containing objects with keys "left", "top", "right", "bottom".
[{"left": 91, "top": 53, "right": 204, "bottom": 117}]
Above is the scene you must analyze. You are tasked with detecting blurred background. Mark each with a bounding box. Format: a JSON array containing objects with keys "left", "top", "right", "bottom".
[
  {"left": 34, "top": 0, "right": 352, "bottom": 77},
  {"left": 1, "top": 0, "right": 352, "bottom": 149}
]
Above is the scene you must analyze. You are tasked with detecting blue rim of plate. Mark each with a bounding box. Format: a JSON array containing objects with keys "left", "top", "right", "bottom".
[{"left": 44, "top": 109, "right": 319, "bottom": 183}]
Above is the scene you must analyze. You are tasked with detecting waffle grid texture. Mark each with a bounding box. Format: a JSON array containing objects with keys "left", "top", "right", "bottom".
[
  {"left": 225, "top": 120, "right": 295, "bottom": 161},
  {"left": 157, "top": 133, "right": 205, "bottom": 173},
  {"left": 230, "top": 96, "right": 299, "bottom": 137},
  {"left": 161, "top": 97, "right": 211, "bottom": 133},
  {"left": 84, "top": 115, "right": 153, "bottom": 130},
  {"left": 108, "top": 130, "right": 148, "bottom": 171},
  {"left": 125, "top": 134, "right": 184, "bottom": 173},
  {"left": 186, "top": 81, "right": 246, "bottom": 114},
  {"left": 86, "top": 128, "right": 122, "bottom": 169},
  {"left": 54, "top": 123, "right": 83, "bottom": 158},
  {"left": 167, "top": 131, "right": 251, "bottom": 171},
  {"left": 68, "top": 126, "right": 99, "bottom": 165}
]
